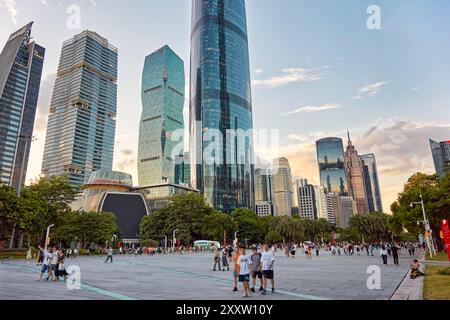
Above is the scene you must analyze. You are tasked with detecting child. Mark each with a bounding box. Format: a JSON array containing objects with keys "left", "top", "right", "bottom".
[{"left": 237, "top": 246, "right": 252, "bottom": 298}]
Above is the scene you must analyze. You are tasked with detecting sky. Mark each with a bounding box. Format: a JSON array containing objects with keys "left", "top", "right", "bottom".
[{"left": 1, "top": 0, "right": 449, "bottom": 213}]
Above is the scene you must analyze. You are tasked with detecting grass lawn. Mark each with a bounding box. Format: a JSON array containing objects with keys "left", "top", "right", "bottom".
[
  {"left": 426, "top": 252, "right": 449, "bottom": 262},
  {"left": 423, "top": 265, "right": 450, "bottom": 300}
]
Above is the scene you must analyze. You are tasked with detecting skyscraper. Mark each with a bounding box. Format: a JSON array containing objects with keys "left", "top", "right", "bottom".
[
  {"left": 138, "top": 46, "right": 185, "bottom": 186},
  {"left": 273, "top": 157, "right": 293, "bottom": 216},
  {"left": 190, "top": 0, "right": 255, "bottom": 213},
  {"left": 314, "top": 185, "right": 329, "bottom": 220},
  {"left": 362, "top": 153, "right": 383, "bottom": 212},
  {"left": 42, "top": 31, "right": 117, "bottom": 187},
  {"left": 296, "top": 179, "right": 317, "bottom": 220},
  {"left": 344, "top": 132, "right": 369, "bottom": 214},
  {"left": 430, "top": 139, "right": 450, "bottom": 178},
  {"left": 255, "top": 168, "right": 275, "bottom": 216},
  {"left": 0, "top": 22, "right": 45, "bottom": 191},
  {"left": 316, "top": 137, "right": 348, "bottom": 195}
]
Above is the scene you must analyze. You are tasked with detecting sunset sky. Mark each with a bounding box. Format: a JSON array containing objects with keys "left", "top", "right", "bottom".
[{"left": 1, "top": 0, "right": 449, "bottom": 212}]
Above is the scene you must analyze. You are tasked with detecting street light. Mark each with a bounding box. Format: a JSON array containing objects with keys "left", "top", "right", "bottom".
[
  {"left": 44, "top": 224, "right": 55, "bottom": 252},
  {"left": 163, "top": 235, "right": 168, "bottom": 250},
  {"left": 173, "top": 229, "right": 179, "bottom": 251},
  {"left": 411, "top": 194, "right": 436, "bottom": 257}
]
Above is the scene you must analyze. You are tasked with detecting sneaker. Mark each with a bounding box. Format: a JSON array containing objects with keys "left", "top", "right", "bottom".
[
  {"left": 259, "top": 287, "right": 264, "bottom": 291},
  {"left": 251, "top": 287, "right": 255, "bottom": 293},
  {"left": 242, "top": 294, "right": 249, "bottom": 298},
  {"left": 233, "top": 287, "right": 238, "bottom": 292},
  {"left": 271, "top": 288, "right": 275, "bottom": 293},
  {"left": 261, "top": 289, "right": 267, "bottom": 295}
]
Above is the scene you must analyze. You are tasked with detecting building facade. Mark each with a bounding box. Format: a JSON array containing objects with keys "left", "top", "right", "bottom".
[
  {"left": 296, "top": 179, "right": 317, "bottom": 220},
  {"left": 190, "top": 0, "right": 255, "bottom": 213},
  {"left": 316, "top": 137, "right": 348, "bottom": 196},
  {"left": 314, "top": 185, "right": 329, "bottom": 220},
  {"left": 272, "top": 157, "right": 293, "bottom": 216},
  {"left": 138, "top": 46, "right": 185, "bottom": 186},
  {"left": 255, "top": 201, "right": 273, "bottom": 217},
  {"left": 0, "top": 22, "right": 45, "bottom": 191},
  {"left": 344, "top": 133, "right": 369, "bottom": 214},
  {"left": 42, "top": 31, "right": 118, "bottom": 187},
  {"left": 361, "top": 153, "right": 383, "bottom": 212},
  {"left": 430, "top": 139, "right": 450, "bottom": 178}
]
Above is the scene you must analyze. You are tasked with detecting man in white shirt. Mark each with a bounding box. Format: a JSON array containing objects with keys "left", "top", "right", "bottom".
[
  {"left": 38, "top": 246, "right": 52, "bottom": 280},
  {"left": 237, "top": 246, "right": 252, "bottom": 298},
  {"left": 261, "top": 244, "right": 276, "bottom": 295}
]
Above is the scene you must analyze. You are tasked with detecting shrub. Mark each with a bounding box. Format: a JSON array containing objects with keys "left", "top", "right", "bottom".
[{"left": 437, "top": 267, "right": 450, "bottom": 276}]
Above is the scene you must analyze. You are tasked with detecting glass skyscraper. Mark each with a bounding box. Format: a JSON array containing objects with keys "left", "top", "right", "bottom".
[
  {"left": 316, "top": 137, "right": 348, "bottom": 195},
  {"left": 138, "top": 46, "right": 185, "bottom": 186},
  {"left": 362, "top": 153, "right": 383, "bottom": 213},
  {"left": 430, "top": 139, "right": 450, "bottom": 178},
  {"left": 42, "top": 31, "right": 117, "bottom": 187},
  {"left": 190, "top": 0, "right": 255, "bottom": 212},
  {"left": 273, "top": 157, "right": 294, "bottom": 216},
  {"left": 0, "top": 22, "right": 45, "bottom": 191}
]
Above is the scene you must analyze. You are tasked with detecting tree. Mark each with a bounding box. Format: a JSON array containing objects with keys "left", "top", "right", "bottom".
[
  {"left": 231, "top": 208, "right": 265, "bottom": 244},
  {"left": 270, "top": 216, "right": 303, "bottom": 243},
  {"left": 265, "top": 231, "right": 283, "bottom": 244},
  {"left": 0, "top": 185, "right": 18, "bottom": 243},
  {"left": 202, "top": 211, "right": 233, "bottom": 243}
]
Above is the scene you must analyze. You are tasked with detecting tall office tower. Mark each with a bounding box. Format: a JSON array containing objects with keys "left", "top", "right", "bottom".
[
  {"left": 41, "top": 31, "right": 117, "bottom": 187},
  {"left": 316, "top": 137, "right": 348, "bottom": 195},
  {"left": 314, "top": 185, "right": 329, "bottom": 220},
  {"left": 190, "top": 0, "right": 255, "bottom": 213},
  {"left": 138, "top": 46, "right": 185, "bottom": 186},
  {"left": 344, "top": 132, "right": 369, "bottom": 214},
  {"left": 0, "top": 23, "right": 45, "bottom": 191},
  {"left": 361, "top": 153, "right": 383, "bottom": 212},
  {"left": 175, "top": 152, "right": 191, "bottom": 186},
  {"left": 326, "top": 193, "right": 339, "bottom": 225},
  {"left": 337, "top": 196, "right": 355, "bottom": 228},
  {"left": 273, "top": 157, "right": 293, "bottom": 216},
  {"left": 430, "top": 139, "right": 450, "bottom": 178},
  {"left": 296, "top": 179, "right": 317, "bottom": 220},
  {"left": 255, "top": 168, "right": 275, "bottom": 216}
]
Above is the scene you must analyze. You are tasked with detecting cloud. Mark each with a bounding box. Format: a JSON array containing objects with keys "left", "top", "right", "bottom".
[
  {"left": 282, "top": 103, "right": 345, "bottom": 115},
  {"left": 353, "top": 81, "right": 389, "bottom": 99},
  {"left": 253, "top": 69, "right": 264, "bottom": 74},
  {"left": 1, "top": 0, "right": 18, "bottom": 24},
  {"left": 252, "top": 66, "right": 329, "bottom": 88}
]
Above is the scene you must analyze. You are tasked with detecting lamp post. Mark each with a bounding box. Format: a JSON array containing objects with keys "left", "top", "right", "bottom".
[
  {"left": 172, "top": 229, "right": 179, "bottom": 251},
  {"left": 411, "top": 194, "right": 436, "bottom": 257},
  {"left": 44, "top": 224, "right": 55, "bottom": 252},
  {"left": 164, "top": 235, "right": 168, "bottom": 250}
]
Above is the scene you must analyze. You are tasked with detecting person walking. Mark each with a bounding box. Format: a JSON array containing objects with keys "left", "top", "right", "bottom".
[
  {"left": 221, "top": 247, "right": 230, "bottom": 271},
  {"left": 392, "top": 243, "right": 399, "bottom": 266},
  {"left": 105, "top": 247, "right": 113, "bottom": 263},
  {"left": 213, "top": 246, "right": 222, "bottom": 271},
  {"left": 250, "top": 247, "right": 263, "bottom": 293},
  {"left": 232, "top": 247, "right": 241, "bottom": 292},
  {"left": 237, "top": 246, "right": 252, "bottom": 298},
  {"left": 261, "top": 245, "right": 276, "bottom": 295},
  {"left": 47, "top": 247, "right": 58, "bottom": 281},
  {"left": 380, "top": 244, "right": 388, "bottom": 265},
  {"left": 315, "top": 243, "right": 320, "bottom": 257}
]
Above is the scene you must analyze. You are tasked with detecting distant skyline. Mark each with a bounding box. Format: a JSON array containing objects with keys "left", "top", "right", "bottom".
[{"left": 1, "top": 0, "right": 449, "bottom": 212}]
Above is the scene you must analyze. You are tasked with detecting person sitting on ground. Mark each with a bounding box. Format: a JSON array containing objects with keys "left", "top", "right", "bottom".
[{"left": 410, "top": 259, "right": 425, "bottom": 279}]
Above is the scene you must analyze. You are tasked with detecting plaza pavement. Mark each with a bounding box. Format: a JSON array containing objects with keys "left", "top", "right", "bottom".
[{"left": 0, "top": 250, "right": 413, "bottom": 300}]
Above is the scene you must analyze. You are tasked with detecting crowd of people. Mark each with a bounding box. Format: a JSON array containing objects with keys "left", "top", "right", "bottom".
[{"left": 37, "top": 246, "right": 68, "bottom": 282}]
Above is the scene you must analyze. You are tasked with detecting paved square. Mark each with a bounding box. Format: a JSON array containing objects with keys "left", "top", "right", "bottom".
[{"left": 0, "top": 250, "right": 412, "bottom": 300}]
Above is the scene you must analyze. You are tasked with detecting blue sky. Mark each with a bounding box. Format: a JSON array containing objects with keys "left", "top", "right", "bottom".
[{"left": 1, "top": 0, "right": 449, "bottom": 211}]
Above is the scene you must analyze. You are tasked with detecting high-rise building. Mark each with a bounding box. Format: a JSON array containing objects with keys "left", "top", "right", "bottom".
[
  {"left": 175, "top": 152, "right": 191, "bottom": 186},
  {"left": 430, "top": 139, "right": 450, "bottom": 178},
  {"left": 361, "top": 153, "right": 383, "bottom": 212},
  {"left": 344, "top": 132, "right": 369, "bottom": 214},
  {"left": 316, "top": 137, "right": 348, "bottom": 195},
  {"left": 296, "top": 179, "right": 317, "bottom": 220},
  {"left": 0, "top": 22, "right": 45, "bottom": 191},
  {"left": 255, "top": 168, "right": 275, "bottom": 216},
  {"left": 138, "top": 46, "right": 185, "bottom": 186},
  {"left": 314, "top": 185, "right": 329, "bottom": 220},
  {"left": 273, "top": 157, "right": 293, "bottom": 216},
  {"left": 337, "top": 196, "right": 355, "bottom": 229},
  {"left": 42, "top": 31, "right": 117, "bottom": 187},
  {"left": 190, "top": 0, "right": 255, "bottom": 213}
]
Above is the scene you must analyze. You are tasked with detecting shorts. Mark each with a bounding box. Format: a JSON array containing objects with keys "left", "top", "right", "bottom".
[
  {"left": 263, "top": 270, "right": 274, "bottom": 280},
  {"left": 239, "top": 274, "right": 250, "bottom": 283},
  {"left": 41, "top": 264, "right": 49, "bottom": 273},
  {"left": 252, "top": 271, "right": 263, "bottom": 279},
  {"left": 49, "top": 264, "right": 57, "bottom": 272}
]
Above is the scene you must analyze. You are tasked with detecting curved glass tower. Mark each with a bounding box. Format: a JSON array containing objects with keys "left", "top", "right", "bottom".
[
  {"left": 190, "top": 0, "right": 255, "bottom": 213},
  {"left": 316, "top": 137, "right": 348, "bottom": 196}
]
